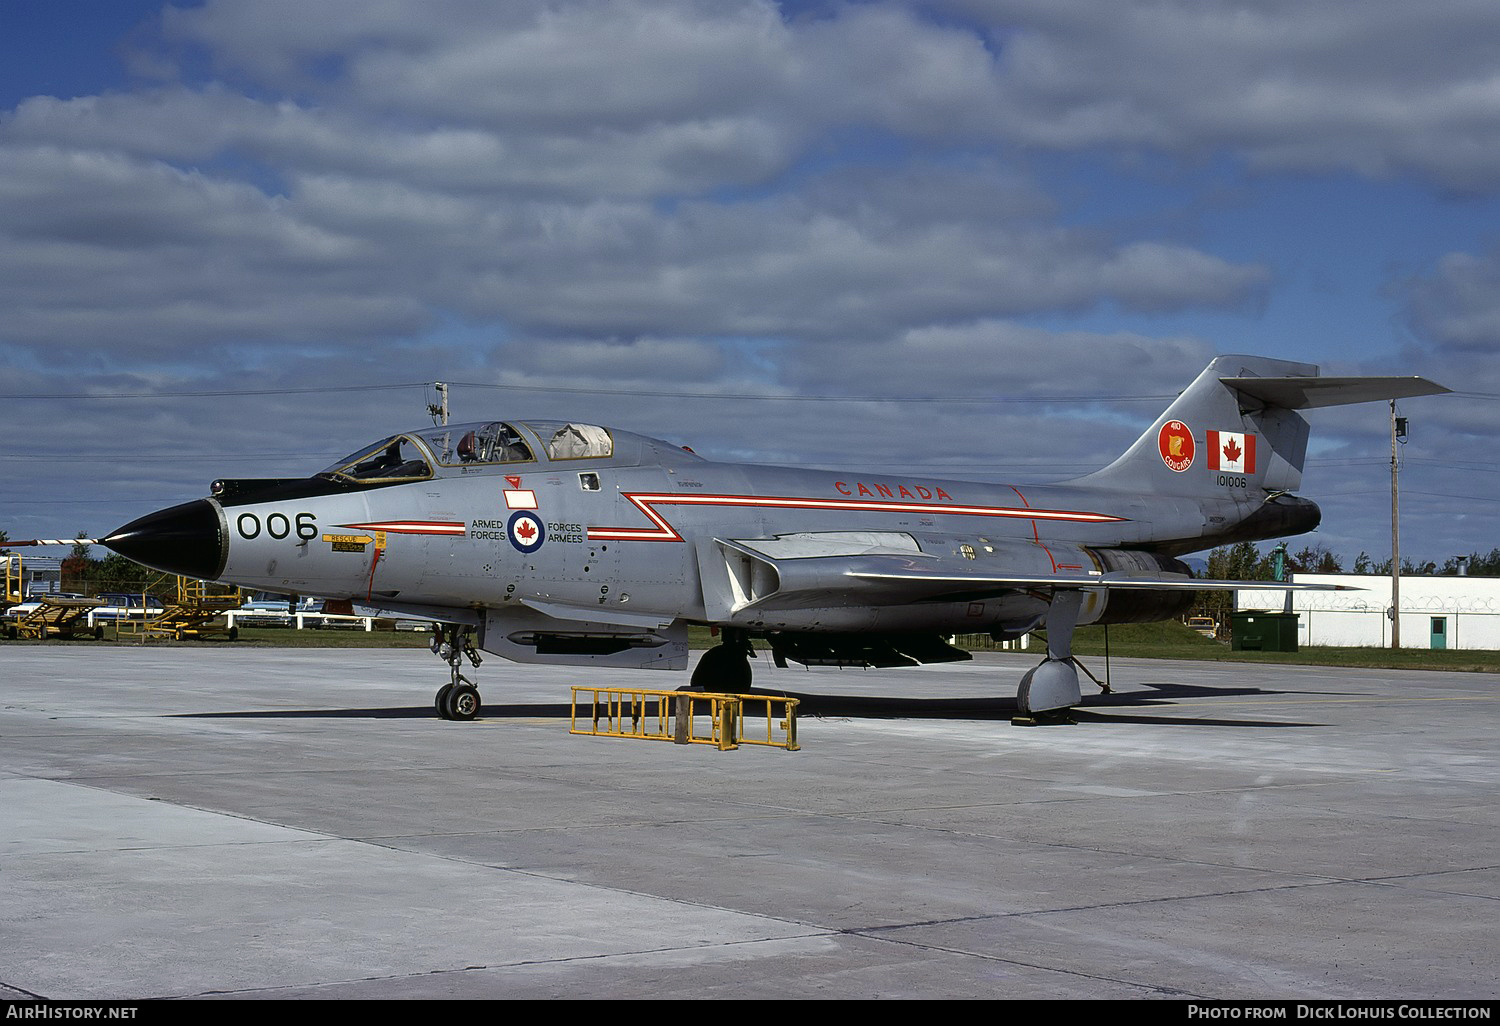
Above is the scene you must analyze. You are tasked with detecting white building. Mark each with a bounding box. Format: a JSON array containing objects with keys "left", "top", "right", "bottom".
[
  {"left": 2, "top": 554, "right": 62, "bottom": 600},
  {"left": 1237, "top": 574, "right": 1500, "bottom": 650}
]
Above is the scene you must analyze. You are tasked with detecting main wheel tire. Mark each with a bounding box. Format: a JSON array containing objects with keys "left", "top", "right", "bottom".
[
  {"left": 442, "top": 683, "right": 480, "bottom": 721},
  {"left": 691, "top": 644, "right": 753, "bottom": 693},
  {"left": 1017, "top": 658, "right": 1082, "bottom": 714}
]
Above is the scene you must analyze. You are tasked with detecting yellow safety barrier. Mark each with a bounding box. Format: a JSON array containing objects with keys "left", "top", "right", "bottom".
[
  {"left": 3, "top": 555, "right": 23, "bottom": 608},
  {"left": 570, "top": 687, "right": 799, "bottom": 751}
]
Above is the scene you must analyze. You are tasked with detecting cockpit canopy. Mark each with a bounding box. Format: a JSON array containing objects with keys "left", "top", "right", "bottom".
[
  {"left": 541, "top": 423, "right": 612, "bottom": 460},
  {"left": 420, "top": 422, "right": 536, "bottom": 466},
  {"left": 318, "top": 420, "right": 616, "bottom": 485}
]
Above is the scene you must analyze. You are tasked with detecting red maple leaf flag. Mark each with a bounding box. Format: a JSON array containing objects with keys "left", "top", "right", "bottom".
[{"left": 1207, "top": 431, "right": 1256, "bottom": 473}]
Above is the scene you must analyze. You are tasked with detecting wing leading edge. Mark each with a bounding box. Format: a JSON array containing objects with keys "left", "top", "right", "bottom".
[{"left": 846, "top": 564, "right": 1355, "bottom": 595}]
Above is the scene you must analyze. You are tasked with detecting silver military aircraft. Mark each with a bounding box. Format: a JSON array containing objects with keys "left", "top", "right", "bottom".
[{"left": 95, "top": 355, "right": 1446, "bottom": 720}]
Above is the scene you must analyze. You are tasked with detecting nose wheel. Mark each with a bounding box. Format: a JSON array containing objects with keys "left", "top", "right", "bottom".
[
  {"left": 691, "top": 628, "right": 755, "bottom": 693},
  {"left": 432, "top": 624, "right": 483, "bottom": 721}
]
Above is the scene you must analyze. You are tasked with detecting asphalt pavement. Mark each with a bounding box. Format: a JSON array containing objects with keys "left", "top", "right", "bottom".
[{"left": 1, "top": 644, "right": 1495, "bottom": 1000}]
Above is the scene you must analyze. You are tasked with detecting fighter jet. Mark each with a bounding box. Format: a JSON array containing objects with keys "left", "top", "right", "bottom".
[{"left": 95, "top": 355, "right": 1445, "bottom": 720}]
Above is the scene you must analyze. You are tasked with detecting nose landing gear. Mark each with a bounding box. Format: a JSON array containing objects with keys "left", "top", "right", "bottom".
[{"left": 432, "top": 624, "right": 484, "bottom": 720}]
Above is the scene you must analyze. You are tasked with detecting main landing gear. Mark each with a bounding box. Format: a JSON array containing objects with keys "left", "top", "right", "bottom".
[
  {"left": 691, "top": 628, "right": 754, "bottom": 693},
  {"left": 1016, "top": 590, "right": 1090, "bottom": 725},
  {"left": 1014, "top": 588, "right": 1086, "bottom": 726},
  {"left": 432, "top": 623, "right": 483, "bottom": 721}
]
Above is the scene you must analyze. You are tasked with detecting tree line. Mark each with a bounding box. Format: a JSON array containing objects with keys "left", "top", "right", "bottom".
[
  {"left": 1194, "top": 541, "right": 1500, "bottom": 625},
  {"left": 1204, "top": 541, "right": 1500, "bottom": 581}
]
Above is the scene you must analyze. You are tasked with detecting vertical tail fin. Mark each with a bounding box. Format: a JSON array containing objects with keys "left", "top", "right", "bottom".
[{"left": 1075, "top": 355, "right": 1448, "bottom": 496}]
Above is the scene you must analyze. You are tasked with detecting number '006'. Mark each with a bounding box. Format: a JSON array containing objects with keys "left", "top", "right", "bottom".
[{"left": 236, "top": 512, "right": 317, "bottom": 541}]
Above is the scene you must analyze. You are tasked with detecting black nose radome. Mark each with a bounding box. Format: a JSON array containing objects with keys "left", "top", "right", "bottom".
[{"left": 104, "top": 499, "right": 226, "bottom": 581}]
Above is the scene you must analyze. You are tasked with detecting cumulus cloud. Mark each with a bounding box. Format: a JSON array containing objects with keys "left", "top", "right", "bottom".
[
  {"left": 944, "top": 0, "right": 1500, "bottom": 192},
  {"left": 0, "top": 145, "right": 427, "bottom": 356},
  {"left": 140, "top": 0, "right": 1500, "bottom": 195},
  {"left": 0, "top": 98, "right": 1269, "bottom": 360},
  {"left": 1401, "top": 248, "right": 1500, "bottom": 353},
  {"left": 1387, "top": 247, "right": 1500, "bottom": 457},
  {"left": 0, "top": 0, "right": 1488, "bottom": 557}
]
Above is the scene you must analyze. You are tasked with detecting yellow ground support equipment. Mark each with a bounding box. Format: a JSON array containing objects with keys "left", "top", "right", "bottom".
[
  {"left": 8, "top": 596, "right": 105, "bottom": 640},
  {"left": 119, "top": 577, "right": 245, "bottom": 641},
  {"left": 570, "top": 687, "right": 799, "bottom": 751}
]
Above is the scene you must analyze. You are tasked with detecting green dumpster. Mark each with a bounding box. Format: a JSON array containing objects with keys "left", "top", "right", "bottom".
[{"left": 1230, "top": 611, "right": 1300, "bottom": 652}]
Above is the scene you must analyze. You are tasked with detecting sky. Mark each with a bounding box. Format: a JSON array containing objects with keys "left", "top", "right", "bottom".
[{"left": 1, "top": 0, "right": 1497, "bottom": 568}]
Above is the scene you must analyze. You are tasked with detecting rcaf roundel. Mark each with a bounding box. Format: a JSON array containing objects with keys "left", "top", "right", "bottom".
[
  {"left": 1208, "top": 431, "right": 1256, "bottom": 474},
  {"left": 507, "top": 511, "right": 546, "bottom": 553},
  {"left": 1157, "top": 420, "right": 1194, "bottom": 473}
]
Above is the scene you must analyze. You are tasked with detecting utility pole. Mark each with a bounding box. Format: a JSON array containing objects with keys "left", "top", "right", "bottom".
[
  {"left": 1390, "top": 400, "right": 1404, "bottom": 649},
  {"left": 1272, "top": 541, "right": 1292, "bottom": 614},
  {"left": 428, "top": 382, "right": 449, "bottom": 426}
]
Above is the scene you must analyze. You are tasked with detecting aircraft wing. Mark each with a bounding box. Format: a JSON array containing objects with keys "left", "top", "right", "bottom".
[{"left": 698, "top": 533, "right": 1352, "bottom": 619}]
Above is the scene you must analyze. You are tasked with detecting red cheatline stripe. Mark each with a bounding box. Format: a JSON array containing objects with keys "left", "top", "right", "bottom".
[
  {"left": 336, "top": 521, "right": 468, "bottom": 536},
  {"left": 587, "top": 492, "right": 1124, "bottom": 542}
]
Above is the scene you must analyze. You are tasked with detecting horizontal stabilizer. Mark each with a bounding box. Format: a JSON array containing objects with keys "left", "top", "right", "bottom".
[{"left": 1222, "top": 375, "right": 1449, "bottom": 410}]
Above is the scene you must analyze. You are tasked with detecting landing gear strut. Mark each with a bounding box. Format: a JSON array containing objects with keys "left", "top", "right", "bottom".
[
  {"left": 1016, "top": 590, "right": 1084, "bottom": 724},
  {"left": 432, "top": 623, "right": 483, "bottom": 720},
  {"left": 691, "top": 628, "right": 754, "bottom": 693}
]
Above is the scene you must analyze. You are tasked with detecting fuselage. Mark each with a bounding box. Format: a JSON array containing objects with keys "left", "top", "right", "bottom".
[{"left": 106, "top": 418, "right": 1317, "bottom": 639}]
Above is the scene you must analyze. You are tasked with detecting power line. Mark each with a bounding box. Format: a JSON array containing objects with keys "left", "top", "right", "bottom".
[
  {"left": 0, "top": 383, "right": 428, "bottom": 400},
  {"left": 4, "top": 452, "right": 1498, "bottom": 475},
  {"left": 443, "top": 380, "right": 1175, "bottom": 404},
  {"left": 0, "top": 453, "right": 339, "bottom": 463},
  {"left": 0, "top": 380, "right": 1175, "bottom": 404},
  {"left": 0, "top": 375, "right": 1487, "bottom": 406}
]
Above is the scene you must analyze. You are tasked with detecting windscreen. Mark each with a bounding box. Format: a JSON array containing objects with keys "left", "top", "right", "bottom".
[{"left": 320, "top": 435, "right": 433, "bottom": 483}]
